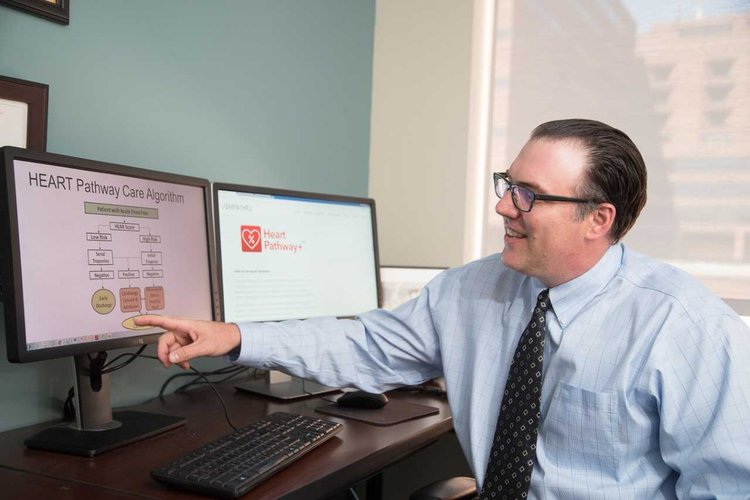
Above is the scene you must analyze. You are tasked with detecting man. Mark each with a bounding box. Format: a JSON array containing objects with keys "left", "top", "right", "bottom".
[{"left": 136, "top": 119, "right": 750, "bottom": 497}]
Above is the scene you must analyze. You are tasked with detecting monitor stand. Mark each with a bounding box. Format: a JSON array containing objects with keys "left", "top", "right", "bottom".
[
  {"left": 24, "top": 353, "right": 185, "bottom": 457},
  {"left": 234, "top": 370, "right": 339, "bottom": 400}
]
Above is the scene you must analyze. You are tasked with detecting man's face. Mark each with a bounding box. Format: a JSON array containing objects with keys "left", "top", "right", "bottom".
[{"left": 497, "top": 138, "right": 594, "bottom": 287}]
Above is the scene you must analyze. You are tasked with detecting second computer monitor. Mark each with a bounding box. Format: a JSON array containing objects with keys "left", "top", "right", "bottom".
[{"left": 213, "top": 183, "right": 381, "bottom": 398}]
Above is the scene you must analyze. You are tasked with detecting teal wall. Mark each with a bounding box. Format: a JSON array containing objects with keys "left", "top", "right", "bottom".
[{"left": 0, "top": 0, "right": 375, "bottom": 431}]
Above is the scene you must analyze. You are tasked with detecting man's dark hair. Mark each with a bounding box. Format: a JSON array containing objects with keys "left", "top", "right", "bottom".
[{"left": 530, "top": 118, "right": 647, "bottom": 243}]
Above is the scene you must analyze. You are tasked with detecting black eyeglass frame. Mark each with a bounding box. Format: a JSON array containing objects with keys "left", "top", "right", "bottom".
[{"left": 493, "top": 172, "right": 601, "bottom": 213}]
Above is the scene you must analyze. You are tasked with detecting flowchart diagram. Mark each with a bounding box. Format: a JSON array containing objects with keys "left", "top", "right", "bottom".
[{"left": 85, "top": 202, "right": 166, "bottom": 330}]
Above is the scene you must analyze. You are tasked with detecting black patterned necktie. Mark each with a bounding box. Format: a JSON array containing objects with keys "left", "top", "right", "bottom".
[{"left": 480, "top": 289, "right": 551, "bottom": 499}]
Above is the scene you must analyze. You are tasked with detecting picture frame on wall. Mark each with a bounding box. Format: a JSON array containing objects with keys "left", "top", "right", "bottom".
[
  {"left": 0, "top": 0, "right": 69, "bottom": 25},
  {"left": 379, "top": 266, "right": 447, "bottom": 310},
  {"left": 0, "top": 75, "right": 49, "bottom": 151}
]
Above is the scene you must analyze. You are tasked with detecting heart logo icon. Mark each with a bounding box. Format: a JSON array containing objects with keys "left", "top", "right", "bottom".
[
  {"left": 242, "top": 229, "right": 259, "bottom": 248},
  {"left": 240, "top": 225, "right": 262, "bottom": 252}
]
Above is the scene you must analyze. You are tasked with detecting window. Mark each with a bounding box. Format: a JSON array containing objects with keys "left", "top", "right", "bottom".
[
  {"left": 705, "top": 83, "right": 732, "bottom": 101},
  {"left": 648, "top": 63, "right": 674, "bottom": 82},
  {"left": 704, "top": 108, "right": 730, "bottom": 126},
  {"left": 707, "top": 57, "right": 735, "bottom": 77},
  {"left": 472, "top": 0, "right": 750, "bottom": 314}
]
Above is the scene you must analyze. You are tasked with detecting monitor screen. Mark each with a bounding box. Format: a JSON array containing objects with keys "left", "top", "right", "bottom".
[
  {"left": 0, "top": 147, "right": 216, "bottom": 363},
  {"left": 214, "top": 183, "right": 381, "bottom": 323},
  {"left": 0, "top": 146, "right": 217, "bottom": 455}
]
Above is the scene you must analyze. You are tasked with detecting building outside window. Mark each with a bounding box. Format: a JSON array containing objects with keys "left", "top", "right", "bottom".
[{"left": 478, "top": 0, "right": 750, "bottom": 314}]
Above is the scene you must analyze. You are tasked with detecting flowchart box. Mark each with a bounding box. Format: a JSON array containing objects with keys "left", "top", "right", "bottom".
[
  {"left": 110, "top": 221, "right": 140, "bottom": 231},
  {"left": 118, "top": 270, "right": 141, "bottom": 279},
  {"left": 145, "top": 286, "right": 165, "bottom": 310},
  {"left": 88, "top": 249, "right": 113, "bottom": 265},
  {"left": 86, "top": 232, "right": 112, "bottom": 242},
  {"left": 141, "top": 251, "right": 163, "bottom": 265},
  {"left": 140, "top": 235, "right": 161, "bottom": 243},
  {"left": 120, "top": 287, "right": 141, "bottom": 312},
  {"left": 89, "top": 270, "right": 114, "bottom": 280}
]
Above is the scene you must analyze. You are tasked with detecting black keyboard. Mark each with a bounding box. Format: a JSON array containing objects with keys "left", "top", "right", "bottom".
[{"left": 151, "top": 412, "right": 342, "bottom": 498}]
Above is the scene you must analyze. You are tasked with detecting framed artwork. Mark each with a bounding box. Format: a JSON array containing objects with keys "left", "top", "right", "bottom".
[
  {"left": 0, "top": 75, "right": 49, "bottom": 151},
  {"left": 379, "top": 266, "right": 447, "bottom": 310},
  {"left": 0, "top": 0, "right": 69, "bottom": 25}
]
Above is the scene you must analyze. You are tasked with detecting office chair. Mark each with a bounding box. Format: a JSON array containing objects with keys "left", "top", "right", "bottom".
[{"left": 410, "top": 476, "right": 477, "bottom": 500}]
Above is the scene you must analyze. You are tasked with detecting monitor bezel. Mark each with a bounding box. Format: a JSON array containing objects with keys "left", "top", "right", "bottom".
[
  {"left": 0, "top": 146, "right": 218, "bottom": 363},
  {"left": 212, "top": 181, "right": 382, "bottom": 322}
]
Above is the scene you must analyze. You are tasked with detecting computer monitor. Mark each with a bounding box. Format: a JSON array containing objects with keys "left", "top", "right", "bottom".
[
  {"left": 213, "top": 182, "right": 381, "bottom": 399},
  {"left": 379, "top": 265, "right": 447, "bottom": 310},
  {"left": 0, "top": 146, "right": 217, "bottom": 456}
]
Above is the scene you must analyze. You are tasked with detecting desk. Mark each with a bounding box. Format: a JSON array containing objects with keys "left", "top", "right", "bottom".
[
  {"left": 0, "top": 383, "right": 453, "bottom": 499},
  {"left": 0, "top": 467, "right": 138, "bottom": 499}
]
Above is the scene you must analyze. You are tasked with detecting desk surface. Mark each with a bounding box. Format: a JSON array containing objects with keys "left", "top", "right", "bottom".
[
  {"left": 0, "top": 467, "right": 139, "bottom": 499},
  {"left": 0, "top": 383, "right": 452, "bottom": 499}
]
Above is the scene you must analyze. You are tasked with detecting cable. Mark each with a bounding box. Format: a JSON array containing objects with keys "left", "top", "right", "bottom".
[
  {"left": 159, "top": 364, "right": 251, "bottom": 397},
  {"left": 87, "top": 351, "right": 108, "bottom": 391},
  {"left": 100, "top": 345, "right": 147, "bottom": 374},
  {"left": 184, "top": 362, "right": 240, "bottom": 431},
  {"left": 63, "top": 348, "right": 244, "bottom": 431},
  {"left": 63, "top": 386, "right": 76, "bottom": 420},
  {"left": 65, "top": 345, "right": 149, "bottom": 420},
  {"left": 124, "top": 352, "right": 240, "bottom": 431}
]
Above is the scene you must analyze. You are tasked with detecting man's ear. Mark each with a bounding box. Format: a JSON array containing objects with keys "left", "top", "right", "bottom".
[{"left": 587, "top": 203, "right": 616, "bottom": 241}]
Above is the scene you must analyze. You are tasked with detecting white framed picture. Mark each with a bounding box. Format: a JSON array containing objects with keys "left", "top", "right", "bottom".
[{"left": 379, "top": 266, "right": 446, "bottom": 310}]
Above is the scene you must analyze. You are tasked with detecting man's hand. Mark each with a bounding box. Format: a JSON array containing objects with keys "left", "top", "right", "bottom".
[{"left": 134, "top": 315, "right": 241, "bottom": 370}]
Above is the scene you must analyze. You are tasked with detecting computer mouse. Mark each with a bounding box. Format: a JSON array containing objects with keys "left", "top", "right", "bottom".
[{"left": 336, "top": 390, "right": 388, "bottom": 409}]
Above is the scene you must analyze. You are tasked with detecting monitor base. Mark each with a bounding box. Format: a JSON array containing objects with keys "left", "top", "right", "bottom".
[
  {"left": 25, "top": 410, "right": 185, "bottom": 457},
  {"left": 235, "top": 378, "right": 339, "bottom": 400}
]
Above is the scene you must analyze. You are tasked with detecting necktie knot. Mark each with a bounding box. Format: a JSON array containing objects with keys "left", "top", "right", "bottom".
[{"left": 536, "top": 289, "right": 550, "bottom": 314}]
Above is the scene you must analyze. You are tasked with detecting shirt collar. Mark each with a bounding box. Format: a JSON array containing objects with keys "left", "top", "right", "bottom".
[{"left": 546, "top": 243, "right": 624, "bottom": 327}]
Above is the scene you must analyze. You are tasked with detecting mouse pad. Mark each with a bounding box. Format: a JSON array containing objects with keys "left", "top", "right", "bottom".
[{"left": 315, "top": 399, "right": 439, "bottom": 426}]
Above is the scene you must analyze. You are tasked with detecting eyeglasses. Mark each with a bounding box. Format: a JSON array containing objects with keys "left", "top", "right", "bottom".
[{"left": 493, "top": 172, "right": 600, "bottom": 213}]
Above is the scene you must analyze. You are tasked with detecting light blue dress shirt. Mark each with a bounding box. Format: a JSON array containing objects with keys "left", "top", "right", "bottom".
[{"left": 235, "top": 244, "right": 750, "bottom": 498}]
